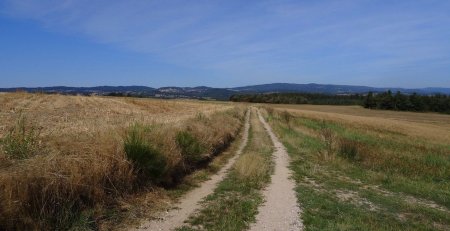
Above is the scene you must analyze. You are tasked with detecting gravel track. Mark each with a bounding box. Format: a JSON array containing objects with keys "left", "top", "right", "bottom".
[{"left": 249, "top": 109, "right": 303, "bottom": 231}]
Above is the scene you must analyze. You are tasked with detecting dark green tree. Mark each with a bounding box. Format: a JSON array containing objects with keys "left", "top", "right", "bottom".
[{"left": 364, "top": 92, "right": 377, "bottom": 109}]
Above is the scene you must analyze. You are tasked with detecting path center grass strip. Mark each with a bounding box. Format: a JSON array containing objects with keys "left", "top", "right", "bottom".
[{"left": 178, "top": 108, "right": 274, "bottom": 231}]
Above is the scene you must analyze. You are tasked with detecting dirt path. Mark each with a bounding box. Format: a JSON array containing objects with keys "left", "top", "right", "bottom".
[
  {"left": 249, "top": 109, "right": 303, "bottom": 231},
  {"left": 134, "top": 110, "right": 250, "bottom": 231}
]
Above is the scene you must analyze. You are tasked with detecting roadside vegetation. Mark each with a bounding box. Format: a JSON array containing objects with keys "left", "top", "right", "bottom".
[
  {"left": 0, "top": 93, "right": 245, "bottom": 230},
  {"left": 264, "top": 107, "right": 450, "bottom": 230},
  {"left": 179, "top": 108, "right": 274, "bottom": 231}
]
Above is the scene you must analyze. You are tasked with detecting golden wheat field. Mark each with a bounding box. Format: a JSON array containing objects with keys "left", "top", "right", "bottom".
[
  {"left": 0, "top": 93, "right": 243, "bottom": 230},
  {"left": 269, "top": 104, "right": 450, "bottom": 144},
  {"left": 0, "top": 93, "right": 232, "bottom": 137}
]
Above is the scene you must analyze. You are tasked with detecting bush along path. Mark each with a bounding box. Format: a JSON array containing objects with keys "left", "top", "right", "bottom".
[
  {"left": 135, "top": 109, "right": 250, "bottom": 231},
  {"left": 249, "top": 109, "right": 303, "bottom": 231}
]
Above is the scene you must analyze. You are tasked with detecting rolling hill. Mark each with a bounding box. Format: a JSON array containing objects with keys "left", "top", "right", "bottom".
[{"left": 1, "top": 83, "right": 450, "bottom": 100}]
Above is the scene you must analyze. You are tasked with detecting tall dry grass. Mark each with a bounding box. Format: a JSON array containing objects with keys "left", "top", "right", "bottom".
[
  {"left": 0, "top": 93, "right": 232, "bottom": 139},
  {"left": 234, "top": 153, "right": 268, "bottom": 182},
  {"left": 0, "top": 132, "right": 134, "bottom": 230},
  {"left": 234, "top": 108, "right": 272, "bottom": 185},
  {"left": 136, "top": 107, "right": 246, "bottom": 185},
  {"left": 0, "top": 93, "right": 245, "bottom": 230}
]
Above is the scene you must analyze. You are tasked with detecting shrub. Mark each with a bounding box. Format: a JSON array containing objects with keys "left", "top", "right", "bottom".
[
  {"left": 280, "top": 111, "right": 293, "bottom": 129},
  {"left": 318, "top": 123, "right": 335, "bottom": 157},
  {"left": 338, "top": 138, "right": 361, "bottom": 160},
  {"left": 124, "top": 124, "right": 167, "bottom": 180},
  {"left": 176, "top": 130, "right": 205, "bottom": 165},
  {"left": 1, "top": 114, "right": 40, "bottom": 159},
  {"left": 265, "top": 107, "right": 274, "bottom": 116}
]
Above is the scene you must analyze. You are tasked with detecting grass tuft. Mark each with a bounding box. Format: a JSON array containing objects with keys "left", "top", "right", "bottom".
[
  {"left": 234, "top": 153, "right": 269, "bottom": 185},
  {"left": 315, "top": 121, "right": 337, "bottom": 161},
  {"left": 280, "top": 110, "right": 293, "bottom": 129},
  {"left": 1, "top": 113, "right": 41, "bottom": 159},
  {"left": 337, "top": 138, "right": 362, "bottom": 160},
  {"left": 124, "top": 124, "right": 167, "bottom": 181}
]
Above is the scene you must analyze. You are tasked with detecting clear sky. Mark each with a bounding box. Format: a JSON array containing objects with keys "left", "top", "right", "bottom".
[{"left": 1, "top": 0, "right": 449, "bottom": 88}]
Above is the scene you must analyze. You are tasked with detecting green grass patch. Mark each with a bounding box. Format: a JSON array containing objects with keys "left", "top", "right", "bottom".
[
  {"left": 267, "top": 110, "right": 450, "bottom": 230},
  {"left": 1, "top": 113, "right": 41, "bottom": 159},
  {"left": 176, "top": 130, "right": 206, "bottom": 165},
  {"left": 124, "top": 123, "right": 167, "bottom": 181}
]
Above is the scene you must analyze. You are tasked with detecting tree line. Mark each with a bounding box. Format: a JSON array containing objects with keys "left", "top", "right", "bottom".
[
  {"left": 230, "top": 93, "right": 364, "bottom": 105},
  {"left": 230, "top": 91, "right": 450, "bottom": 114},
  {"left": 363, "top": 91, "right": 450, "bottom": 113}
]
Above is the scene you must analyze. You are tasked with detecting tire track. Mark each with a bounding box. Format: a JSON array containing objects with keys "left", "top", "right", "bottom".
[{"left": 249, "top": 109, "right": 303, "bottom": 231}]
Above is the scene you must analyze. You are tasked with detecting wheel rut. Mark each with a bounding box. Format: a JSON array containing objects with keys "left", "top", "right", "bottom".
[{"left": 249, "top": 109, "right": 303, "bottom": 231}]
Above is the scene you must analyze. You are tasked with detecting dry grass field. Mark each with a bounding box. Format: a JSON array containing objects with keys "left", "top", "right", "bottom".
[
  {"left": 2, "top": 94, "right": 449, "bottom": 230},
  {"left": 0, "top": 92, "right": 231, "bottom": 137},
  {"left": 0, "top": 93, "right": 244, "bottom": 230},
  {"left": 270, "top": 104, "right": 450, "bottom": 144}
]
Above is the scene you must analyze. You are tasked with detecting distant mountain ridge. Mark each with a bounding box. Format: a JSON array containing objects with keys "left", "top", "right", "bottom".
[
  {"left": 1, "top": 83, "right": 449, "bottom": 100},
  {"left": 231, "top": 83, "right": 450, "bottom": 95}
]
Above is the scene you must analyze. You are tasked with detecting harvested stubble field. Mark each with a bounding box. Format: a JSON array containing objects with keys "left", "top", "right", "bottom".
[
  {"left": 0, "top": 93, "right": 245, "bottom": 230},
  {"left": 263, "top": 104, "right": 450, "bottom": 230},
  {"left": 270, "top": 104, "right": 450, "bottom": 144},
  {"left": 0, "top": 92, "right": 231, "bottom": 137}
]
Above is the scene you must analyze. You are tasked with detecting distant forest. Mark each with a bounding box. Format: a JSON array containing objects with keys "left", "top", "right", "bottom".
[
  {"left": 363, "top": 91, "right": 450, "bottom": 113},
  {"left": 230, "top": 93, "right": 364, "bottom": 105},
  {"left": 230, "top": 91, "right": 450, "bottom": 114}
]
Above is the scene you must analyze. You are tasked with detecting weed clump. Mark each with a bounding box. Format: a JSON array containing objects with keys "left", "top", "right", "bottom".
[
  {"left": 234, "top": 153, "right": 269, "bottom": 186},
  {"left": 195, "top": 112, "right": 208, "bottom": 122},
  {"left": 318, "top": 122, "right": 335, "bottom": 159},
  {"left": 280, "top": 111, "right": 293, "bottom": 129},
  {"left": 265, "top": 107, "right": 275, "bottom": 116},
  {"left": 1, "top": 114, "right": 41, "bottom": 159},
  {"left": 124, "top": 124, "right": 167, "bottom": 180},
  {"left": 338, "top": 138, "right": 359, "bottom": 160}
]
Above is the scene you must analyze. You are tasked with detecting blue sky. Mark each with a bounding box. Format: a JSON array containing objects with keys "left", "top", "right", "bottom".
[{"left": 1, "top": 0, "right": 449, "bottom": 88}]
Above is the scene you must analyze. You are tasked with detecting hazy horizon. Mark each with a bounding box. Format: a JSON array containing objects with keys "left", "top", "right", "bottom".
[
  {"left": 1, "top": 1, "right": 450, "bottom": 88},
  {"left": 3, "top": 82, "right": 450, "bottom": 91}
]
